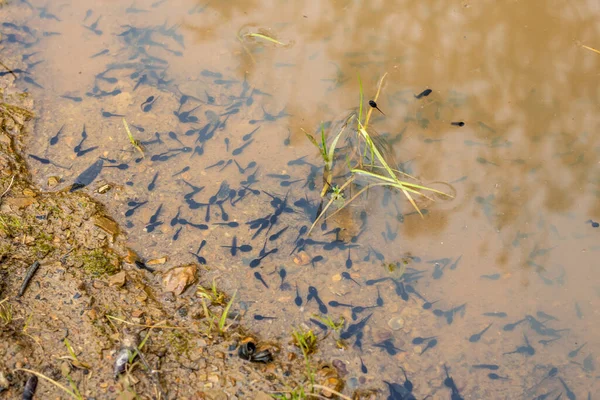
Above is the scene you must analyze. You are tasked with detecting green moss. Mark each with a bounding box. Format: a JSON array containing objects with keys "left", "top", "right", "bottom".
[
  {"left": 166, "top": 330, "right": 191, "bottom": 358},
  {"left": 0, "top": 213, "right": 26, "bottom": 237},
  {"left": 0, "top": 243, "right": 12, "bottom": 258},
  {"left": 80, "top": 248, "right": 120, "bottom": 277},
  {"left": 33, "top": 232, "right": 55, "bottom": 258}
]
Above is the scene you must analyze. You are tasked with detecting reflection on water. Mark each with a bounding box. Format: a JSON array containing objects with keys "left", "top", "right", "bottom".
[{"left": 2, "top": 0, "right": 600, "bottom": 397}]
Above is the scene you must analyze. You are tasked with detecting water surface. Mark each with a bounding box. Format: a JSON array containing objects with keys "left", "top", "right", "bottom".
[{"left": 2, "top": 0, "right": 600, "bottom": 397}]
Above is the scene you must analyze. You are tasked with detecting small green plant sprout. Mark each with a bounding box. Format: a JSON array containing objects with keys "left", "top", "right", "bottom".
[
  {"left": 61, "top": 338, "right": 91, "bottom": 370},
  {"left": 271, "top": 386, "right": 307, "bottom": 400},
  {"left": 292, "top": 327, "right": 318, "bottom": 356},
  {"left": 218, "top": 289, "right": 236, "bottom": 333},
  {"left": 305, "top": 73, "right": 454, "bottom": 234},
  {"left": 328, "top": 184, "right": 346, "bottom": 208},
  {"left": 197, "top": 278, "right": 227, "bottom": 306},
  {"left": 122, "top": 118, "right": 144, "bottom": 158},
  {"left": 312, "top": 314, "right": 345, "bottom": 334},
  {"left": 200, "top": 288, "right": 237, "bottom": 335}
]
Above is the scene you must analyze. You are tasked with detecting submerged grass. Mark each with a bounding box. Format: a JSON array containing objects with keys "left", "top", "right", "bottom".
[
  {"left": 305, "top": 73, "right": 453, "bottom": 234},
  {"left": 122, "top": 118, "right": 144, "bottom": 158},
  {"left": 274, "top": 327, "right": 353, "bottom": 400},
  {"left": 243, "top": 32, "right": 284, "bottom": 46},
  {"left": 200, "top": 288, "right": 237, "bottom": 335}
]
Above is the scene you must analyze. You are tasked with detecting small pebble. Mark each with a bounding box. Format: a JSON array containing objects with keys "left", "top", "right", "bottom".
[{"left": 387, "top": 316, "right": 405, "bottom": 330}]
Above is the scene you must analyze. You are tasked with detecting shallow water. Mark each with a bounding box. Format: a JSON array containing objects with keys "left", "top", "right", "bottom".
[{"left": 2, "top": 0, "right": 600, "bottom": 397}]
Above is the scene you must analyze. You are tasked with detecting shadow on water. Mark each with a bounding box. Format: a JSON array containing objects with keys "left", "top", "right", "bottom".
[{"left": 2, "top": 0, "right": 600, "bottom": 397}]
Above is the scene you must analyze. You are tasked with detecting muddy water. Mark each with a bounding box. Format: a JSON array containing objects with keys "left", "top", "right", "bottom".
[{"left": 3, "top": 0, "right": 600, "bottom": 397}]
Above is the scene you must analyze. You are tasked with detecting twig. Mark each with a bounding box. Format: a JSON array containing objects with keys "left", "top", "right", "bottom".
[
  {"left": 18, "top": 261, "right": 40, "bottom": 297},
  {"left": 310, "top": 385, "right": 353, "bottom": 400},
  {"left": 0, "top": 60, "right": 17, "bottom": 79},
  {"left": 581, "top": 44, "right": 600, "bottom": 55},
  {"left": 0, "top": 174, "right": 15, "bottom": 204},
  {"left": 106, "top": 315, "right": 186, "bottom": 330}
]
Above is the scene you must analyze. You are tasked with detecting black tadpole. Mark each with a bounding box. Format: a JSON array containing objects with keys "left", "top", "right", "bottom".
[
  {"left": 368, "top": 100, "right": 385, "bottom": 115},
  {"left": 18, "top": 261, "right": 41, "bottom": 297}
]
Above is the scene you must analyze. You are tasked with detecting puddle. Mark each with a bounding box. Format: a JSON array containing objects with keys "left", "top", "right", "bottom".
[{"left": 2, "top": 0, "right": 600, "bottom": 397}]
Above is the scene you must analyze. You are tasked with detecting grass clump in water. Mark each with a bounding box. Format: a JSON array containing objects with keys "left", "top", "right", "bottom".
[
  {"left": 304, "top": 73, "right": 453, "bottom": 234},
  {"left": 292, "top": 328, "right": 318, "bottom": 356},
  {"left": 199, "top": 288, "right": 237, "bottom": 336}
]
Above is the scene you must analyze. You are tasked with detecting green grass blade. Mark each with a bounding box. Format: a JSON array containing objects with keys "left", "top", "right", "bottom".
[
  {"left": 219, "top": 290, "right": 236, "bottom": 332},
  {"left": 64, "top": 338, "right": 77, "bottom": 360},
  {"left": 308, "top": 176, "right": 354, "bottom": 235},
  {"left": 243, "top": 32, "right": 284, "bottom": 45},
  {"left": 357, "top": 73, "right": 364, "bottom": 126},
  {"left": 364, "top": 73, "right": 387, "bottom": 129},
  {"left": 327, "top": 126, "right": 345, "bottom": 168},
  {"left": 122, "top": 118, "right": 144, "bottom": 158},
  {"left": 201, "top": 299, "right": 214, "bottom": 331},
  {"left": 351, "top": 168, "right": 451, "bottom": 196},
  {"left": 304, "top": 131, "right": 320, "bottom": 149},
  {"left": 320, "top": 123, "right": 327, "bottom": 153},
  {"left": 303, "top": 128, "right": 328, "bottom": 163}
]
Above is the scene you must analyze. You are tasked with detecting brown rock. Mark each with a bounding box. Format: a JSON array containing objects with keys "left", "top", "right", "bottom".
[
  {"left": 87, "top": 309, "right": 98, "bottom": 321},
  {"left": 5, "top": 197, "right": 35, "bottom": 209},
  {"left": 147, "top": 257, "right": 167, "bottom": 265},
  {"left": 108, "top": 271, "right": 127, "bottom": 287},
  {"left": 22, "top": 188, "right": 36, "bottom": 197},
  {"left": 97, "top": 184, "right": 111, "bottom": 194},
  {"left": 316, "top": 365, "right": 343, "bottom": 398},
  {"left": 93, "top": 215, "right": 119, "bottom": 238},
  {"left": 293, "top": 250, "right": 311, "bottom": 266},
  {"left": 47, "top": 176, "right": 61, "bottom": 188},
  {"left": 162, "top": 264, "right": 197, "bottom": 295},
  {"left": 124, "top": 248, "right": 140, "bottom": 264}
]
